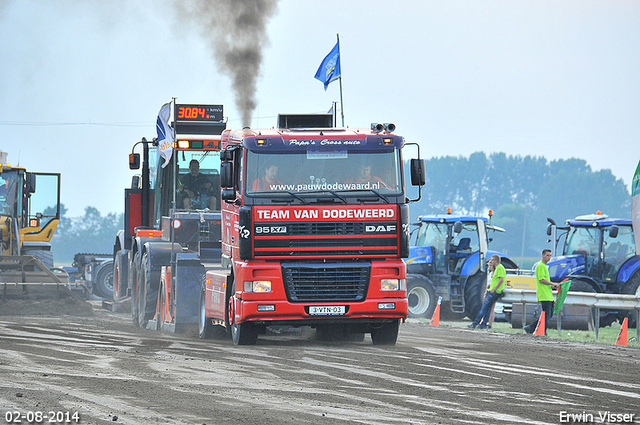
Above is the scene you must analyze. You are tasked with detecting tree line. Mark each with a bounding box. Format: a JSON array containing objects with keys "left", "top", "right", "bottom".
[{"left": 52, "top": 206, "right": 122, "bottom": 265}]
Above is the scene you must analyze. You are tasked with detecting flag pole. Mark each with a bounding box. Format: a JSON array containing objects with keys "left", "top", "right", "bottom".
[{"left": 337, "top": 33, "right": 345, "bottom": 127}]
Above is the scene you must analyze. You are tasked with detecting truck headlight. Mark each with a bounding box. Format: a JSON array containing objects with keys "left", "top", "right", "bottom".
[
  {"left": 381, "top": 279, "right": 405, "bottom": 291},
  {"left": 244, "top": 280, "right": 272, "bottom": 293}
]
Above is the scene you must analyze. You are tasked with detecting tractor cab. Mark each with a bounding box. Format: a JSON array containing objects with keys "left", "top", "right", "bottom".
[
  {"left": 547, "top": 213, "right": 637, "bottom": 288},
  {"left": 409, "top": 214, "right": 488, "bottom": 278}
]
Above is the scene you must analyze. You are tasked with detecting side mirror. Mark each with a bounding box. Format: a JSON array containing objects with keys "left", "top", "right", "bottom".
[
  {"left": 129, "top": 153, "right": 140, "bottom": 170},
  {"left": 220, "top": 162, "right": 234, "bottom": 188},
  {"left": 410, "top": 159, "right": 426, "bottom": 186},
  {"left": 25, "top": 173, "right": 36, "bottom": 194},
  {"left": 546, "top": 223, "right": 553, "bottom": 236},
  {"left": 453, "top": 221, "right": 463, "bottom": 234},
  {"left": 221, "top": 188, "right": 236, "bottom": 201},
  {"left": 220, "top": 149, "right": 234, "bottom": 161},
  {"left": 609, "top": 225, "right": 619, "bottom": 238}
]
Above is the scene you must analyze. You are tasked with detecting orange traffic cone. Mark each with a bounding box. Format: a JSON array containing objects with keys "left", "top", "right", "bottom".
[
  {"left": 430, "top": 304, "right": 441, "bottom": 326},
  {"left": 615, "top": 317, "right": 628, "bottom": 346},
  {"left": 430, "top": 296, "right": 442, "bottom": 326},
  {"left": 533, "top": 311, "right": 546, "bottom": 336}
]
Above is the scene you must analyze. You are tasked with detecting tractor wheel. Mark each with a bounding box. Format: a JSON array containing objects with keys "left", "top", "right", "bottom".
[
  {"left": 137, "top": 253, "right": 159, "bottom": 330},
  {"left": 156, "top": 282, "right": 165, "bottom": 331},
  {"left": 407, "top": 274, "right": 437, "bottom": 319},
  {"left": 24, "top": 249, "right": 54, "bottom": 269},
  {"left": 370, "top": 320, "right": 400, "bottom": 345},
  {"left": 93, "top": 261, "right": 114, "bottom": 299},
  {"left": 464, "top": 273, "right": 485, "bottom": 320},
  {"left": 621, "top": 273, "right": 640, "bottom": 328},
  {"left": 130, "top": 251, "right": 141, "bottom": 327},
  {"left": 563, "top": 279, "right": 599, "bottom": 330}
]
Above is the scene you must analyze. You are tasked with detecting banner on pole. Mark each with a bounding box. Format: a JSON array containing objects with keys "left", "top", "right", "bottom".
[
  {"left": 314, "top": 40, "right": 341, "bottom": 90},
  {"left": 156, "top": 102, "right": 174, "bottom": 168}
]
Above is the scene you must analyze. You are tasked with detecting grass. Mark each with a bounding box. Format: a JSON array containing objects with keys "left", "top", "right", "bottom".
[{"left": 421, "top": 319, "right": 640, "bottom": 348}]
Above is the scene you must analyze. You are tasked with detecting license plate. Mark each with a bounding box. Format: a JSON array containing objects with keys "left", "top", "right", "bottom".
[{"left": 309, "top": 306, "right": 346, "bottom": 316}]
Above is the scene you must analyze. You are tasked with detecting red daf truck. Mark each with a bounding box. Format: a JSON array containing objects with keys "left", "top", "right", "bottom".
[{"left": 200, "top": 114, "right": 425, "bottom": 345}]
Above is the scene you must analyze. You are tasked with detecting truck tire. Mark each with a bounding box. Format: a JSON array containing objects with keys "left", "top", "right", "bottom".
[
  {"left": 93, "top": 261, "right": 114, "bottom": 299},
  {"left": 198, "top": 285, "right": 214, "bottom": 339},
  {"left": 464, "top": 273, "right": 485, "bottom": 320},
  {"left": 621, "top": 273, "right": 640, "bottom": 328},
  {"left": 231, "top": 321, "right": 258, "bottom": 345},
  {"left": 131, "top": 251, "right": 141, "bottom": 327},
  {"left": 406, "top": 274, "right": 437, "bottom": 319},
  {"left": 370, "top": 319, "right": 400, "bottom": 345},
  {"left": 137, "top": 252, "right": 159, "bottom": 329},
  {"left": 113, "top": 250, "right": 128, "bottom": 301},
  {"left": 228, "top": 283, "right": 258, "bottom": 345}
]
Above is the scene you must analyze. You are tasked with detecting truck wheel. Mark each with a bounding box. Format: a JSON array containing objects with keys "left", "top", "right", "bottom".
[
  {"left": 407, "top": 275, "right": 437, "bottom": 318},
  {"left": 231, "top": 321, "right": 258, "bottom": 345},
  {"left": 199, "top": 284, "right": 214, "bottom": 339},
  {"left": 370, "top": 320, "right": 400, "bottom": 345},
  {"left": 93, "top": 261, "right": 114, "bottom": 299},
  {"left": 464, "top": 273, "right": 485, "bottom": 320},
  {"left": 137, "top": 253, "right": 159, "bottom": 330},
  {"left": 621, "top": 273, "right": 640, "bottom": 328},
  {"left": 113, "top": 250, "right": 128, "bottom": 301},
  {"left": 131, "top": 251, "right": 141, "bottom": 327}
]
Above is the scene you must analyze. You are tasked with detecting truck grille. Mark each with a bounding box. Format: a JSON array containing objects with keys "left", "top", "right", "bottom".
[
  {"left": 254, "top": 221, "right": 398, "bottom": 258},
  {"left": 282, "top": 263, "right": 370, "bottom": 302}
]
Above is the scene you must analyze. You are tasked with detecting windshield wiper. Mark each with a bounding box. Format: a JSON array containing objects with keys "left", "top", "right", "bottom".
[
  {"left": 302, "top": 190, "right": 348, "bottom": 204},
  {"left": 250, "top": 190, "right": 309, "bottom": 205},
  {"left": 353, "top": 189, "right": 390, "bottom": 204}
]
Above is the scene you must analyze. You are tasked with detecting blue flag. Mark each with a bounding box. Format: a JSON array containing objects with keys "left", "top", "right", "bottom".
[{"left": 314, "top": 40, "right": 341, "bottom": 90}]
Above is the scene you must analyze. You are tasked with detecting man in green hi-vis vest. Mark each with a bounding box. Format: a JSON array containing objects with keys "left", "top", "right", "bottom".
[{"left": 524, "top": 249, "right": 559, "bottom": 335}]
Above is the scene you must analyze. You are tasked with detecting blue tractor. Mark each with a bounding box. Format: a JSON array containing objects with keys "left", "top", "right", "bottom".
[
  {"left": 546, "top": 213, "right": 640, "bottom": 327},
  {"left": 405, "top": 212, "right": 517, "bottom": 319}
]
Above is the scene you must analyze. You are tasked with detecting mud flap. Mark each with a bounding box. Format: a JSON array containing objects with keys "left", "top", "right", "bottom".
[{"left": 173, "top": 253, "right": 205, "bottom": 327}]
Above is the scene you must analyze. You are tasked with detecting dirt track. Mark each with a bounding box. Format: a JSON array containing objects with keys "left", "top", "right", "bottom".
[{"left": 1, "top": 301, "right": 639, "bottom": 425}]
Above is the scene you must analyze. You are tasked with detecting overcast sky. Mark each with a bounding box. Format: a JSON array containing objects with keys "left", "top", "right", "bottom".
[{"left": 1, "top": 0, "right": 639, "bottom": 217}]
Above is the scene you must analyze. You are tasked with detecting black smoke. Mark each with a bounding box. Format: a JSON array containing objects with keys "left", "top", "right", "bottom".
[{"left": 175, "top": 0, "right": 279, "bottom": 127}]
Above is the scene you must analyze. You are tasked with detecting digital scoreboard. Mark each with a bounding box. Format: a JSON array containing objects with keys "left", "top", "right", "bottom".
[{"left": 174, "top": 104, "right": 226, "bottom": 135}]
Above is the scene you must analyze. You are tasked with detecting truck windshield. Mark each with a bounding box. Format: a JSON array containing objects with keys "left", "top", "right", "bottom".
[
  {"left": 564, "top": 226, "right": 601, "bottom": 256},
  {"left": 245, "top": 149, "right": 402, "bottom": 197},
  {"left": 416, "top": 223, "right": 448, "bottom": 252},
  {"left": 603, "top": 225, "right": 636, "bottom": 281},
  {"left": 175, "top": 151, "right": 221, "bottom": 210}
]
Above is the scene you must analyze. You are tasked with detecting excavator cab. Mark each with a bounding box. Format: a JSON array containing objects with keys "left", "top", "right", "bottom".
[{"left": 0, "top": 162, "right": 69, "bottom": 301}]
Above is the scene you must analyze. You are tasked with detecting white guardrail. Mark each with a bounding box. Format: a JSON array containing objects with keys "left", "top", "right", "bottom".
[{"left": 501, "top": 289, "right": 640, "bottom": 340}]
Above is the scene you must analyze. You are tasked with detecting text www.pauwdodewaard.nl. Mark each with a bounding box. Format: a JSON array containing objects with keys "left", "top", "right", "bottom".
[{"left": 268, "top": 182, "right": 382, "bottom": 191}]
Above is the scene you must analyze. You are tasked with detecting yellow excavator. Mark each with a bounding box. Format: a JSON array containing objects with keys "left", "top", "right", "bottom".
[{"left": 0, "top": 152, "right": 69, "bottom": 300}]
